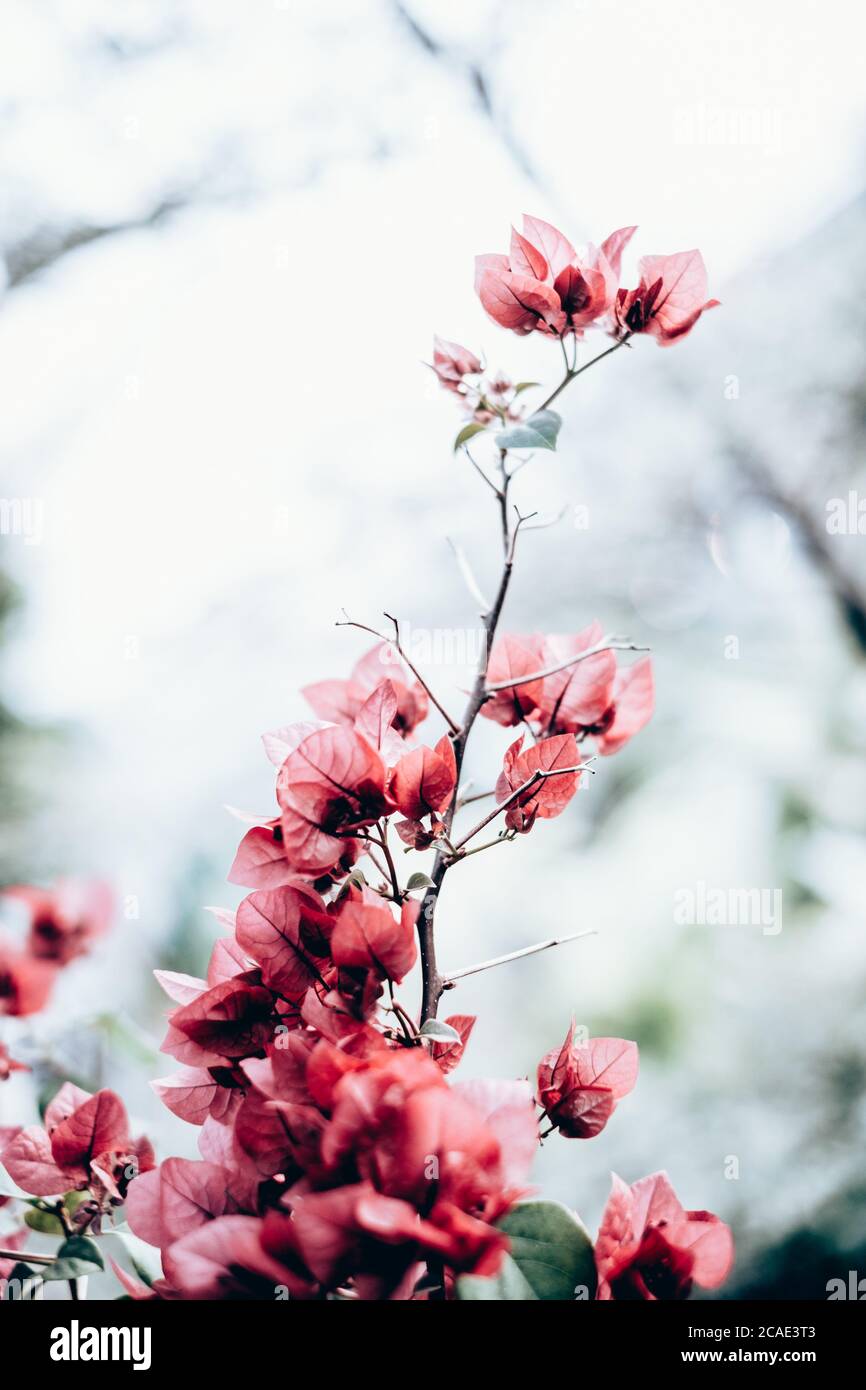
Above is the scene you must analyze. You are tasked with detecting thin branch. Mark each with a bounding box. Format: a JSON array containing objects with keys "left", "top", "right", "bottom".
[
  {"left": 447, "top": 536, "right": 490, "bottom": 610},
  {"left": 485, "top": 637, "right": 650, "bottom": 693},
  {"left": 536, "top": 333, "right": 633, "bottom": 414},
  {"left": 451, "top": 759, "right": 597, "bottom": 852},
  {"left": 336, "top": 614, "right": 460, "bottom": 734},
  {"left": 359, "top": 838, "right": 390, "bottom": 887},
  {"left": 464, "top": 448, "right": 504, "bottom": 499},
  {"left": 0, "top": 1248, "right": 54, "bottom": 1266},
  {"left": 389, "top": 1, "right": 555, "bottom": 203},
  {"left": 519, "top": 505, "right": 569, "bottom": 533},
  {"left": 507, "top": 505, "right": 537, "bottom": 563},
  {"left": 456, "top": 787, "right": 495, "bottom": 809},
  {"left": 452, "top": 832, "right": 514, "bottom": 860},
  {"left": 445, "top": 928, "right": 596, "bottom": 981}
]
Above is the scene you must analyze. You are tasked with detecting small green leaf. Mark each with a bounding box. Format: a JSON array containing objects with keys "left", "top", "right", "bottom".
[
  {"left": 24, "top": 1206, "right": 64, "bottom": 1235},
  {"left": 495, "top": 409, "right": 562, "bottom": 452},
  {"left": 43, "top": 1235, "right": 105, "bottom": 1280},
  {"left": 498, "top": 1199, "right": 597, "bottom": 1300},
  {"left": 512, "top": 381, "right": 540, "bottom": 395},
  {"left": 406, "top": 872, "right": 435, "bottom": 891},
  {"left": 104, "top": 1224, "right": 160, "bottom": 1287},
  {"left": 345, "top": 869, "right": 368, "bottom": 889},
  {"left": 418, "top": 1019, "right": 461, "bottom": 1043},
  {"left": 457, "top": 1253, "right": 538, "bottom": 1300},
  {"left": 453, "top": 421, "right": 488, "bottom": 453}
]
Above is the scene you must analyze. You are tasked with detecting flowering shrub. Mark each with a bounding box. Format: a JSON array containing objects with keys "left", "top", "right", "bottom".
[{"left": 0, "top": 216, "right": 732, "bottom": 1302}]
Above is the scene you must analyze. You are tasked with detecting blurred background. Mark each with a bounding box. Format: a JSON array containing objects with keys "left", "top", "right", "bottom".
[{"left": 2, "top": 0, "right": 866, "bottom": 1299}]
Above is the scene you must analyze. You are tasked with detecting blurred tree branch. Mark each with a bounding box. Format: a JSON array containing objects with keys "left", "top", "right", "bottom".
[
  {"left": 390, "top": 0, "right": 554, "bottom": 200},
  {"left": 4, "top": 192, "right": 187, "bottom": 291}
]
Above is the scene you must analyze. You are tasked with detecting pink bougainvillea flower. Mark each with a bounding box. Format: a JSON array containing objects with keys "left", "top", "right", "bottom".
[
  {"left": 228, "top": 821, "right": 360, "bottom": 893},
  {"left": 1, "top": 1083, "right": 154, "bottom": 1200},
  {"left": 593, "top": 656, "right": 654, "bottom": 756},
  {"left": 537, "top": 1023, "right": 638, "bottom": 1138},
  {"left": 352, "top": 681, "right": 407, "bottom": 766},
  {"left": 389, "top": 735, "right": 456, "bottom": 820},
  {"left": 429, "top": 1014, "right": 476, "bottom": 1075},
  {"left": 595, "top": 1171, "right": 733, "bottom": 1300},
  {"left": 285, "top": 1181, "right": 508, "bottom": 1299},
  {"left": 322, "top": 1052, "right": 535, "bottom": 1227},
  {"left": 161, "top": 974, "right": 276, "bottom": 1068},
  {"left": 2, "top": 878, "right": 114, "bottom": 966},
  {"left": 234, "top": 884, "right": 332, "bottom": 1002},
  {"left": 476, "top": 216, "right": 636, "bottom": 338},
  {"left": 303, "top": 643, "right": 428, "bottom": 737},
  {"left": 534, "top": 623, "right": 617, "bottom": 734},
  {"left": 430, "top": 336, "right": 483, "bottom": 393},
  {"left": 228, "top": 820, "right": 297, "bottom": 891},
  {"left": 613, "top": 250, "right": 718, "bottom": 346},
  {"left": 126, "top": 1157, "right": 230, "bottom": 1253},
  {"left": 260, "top": 719, "right": 330, "bottom": 769},
  {"left": 233, "top": 1038, "right": 326, "bottom": 1180},
  {"left": 162, "top": 1213, "right": 306, "bottom": 1300},
  {"left": 151, "top": 1065, "right": 242, "bottom": 1126},
  {"left": 0, "top": 936, "right": 58, "bottom": 1016},
  {"left": 329, "top": 895, "right": 418, "bottom": 985},
  {"left": 495, "top": 732, "right": 582, "bottom": 833},
  {"left": 275, "top": 724, "right": 394, "bottom": 875},
  {"left": 0, "top": 1042, "right": 29, "bottom": 1080},
  {"left": 481, "top": 633, "right": 546, "bottom": 727}
]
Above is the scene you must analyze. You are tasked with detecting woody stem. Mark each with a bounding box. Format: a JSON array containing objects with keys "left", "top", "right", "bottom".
[
  {"left": 536, "top": 333, "right": 632, "bottom": 414},
  {"left": 417, "top": 461, "right": 518, "bottom": 1022}
]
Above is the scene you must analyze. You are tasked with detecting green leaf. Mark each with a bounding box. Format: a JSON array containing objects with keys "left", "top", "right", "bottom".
[
  {"left": 418, "top": 1019, "right": 461, "bottom": 1043},
  {"left": 43, "top": 1235, "right": 105, "bottom": 1280},
  {"left": 498, "top": 1199, "right": 597, "bottom": 1300},
  {"left": 453, "top": 421, "right": 488, "bottom": 453},
  {"left": 104, "top": 1224, "right": 160, "bottom": 1287},
  {"left": 457, "top": 1253, "right": 538, "bottom": 1300},
  {"left": 495, "top": 409, "right": 562, "bottom": 452},
  {"left": 24, "top": 1206, "right": 64, "bottom": 1235},
  {"left": 513, "top": 381, "right": 540, "bottom": 395},
  {"left": 406, "top": 872, "right": 435, "bottom": 891}
]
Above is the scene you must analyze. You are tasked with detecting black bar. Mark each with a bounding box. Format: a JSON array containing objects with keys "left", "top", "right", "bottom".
[{"left": 3, "top": 1297, "right": 861, "bottom": 1375}]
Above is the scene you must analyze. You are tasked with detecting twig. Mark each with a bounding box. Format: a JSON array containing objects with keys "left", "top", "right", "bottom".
[
  {"left": 456, "top": 787, "right": 495, "bottom": 809},
  {"left": 536, "top": 334, "right": 633, "bottom": 414},
  {"left": 447, "top": 536, "right": 490, "bottom": 610},
  {"left": 445, "top": 928, "right": 596, "bottom": 981},
  {"left": 450, "top": 760, "right": 596, "bottom": 852},
  {"left": 519, "top": 505, "right": 568, "bottom": 533},
  {"left": 336, "top": 614, "right": 460, "bottom": 734},
  {"left": 485, "top": 637, "right": 649, "bottom": 693},
  {"left": 452, "top": 832, "right": 513, "bottom": 860},
  {"left": 464, "top": 448, "right": 503, "bottom": 499},
  {"left": 0, "top": 1248, "right": 54, "bottom": 1266}
]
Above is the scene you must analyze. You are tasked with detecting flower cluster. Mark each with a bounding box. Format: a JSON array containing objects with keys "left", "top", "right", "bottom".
[
  {"left": 475, "top": 214, "right": 718, "bottom": 345},
  {"left": 430, "top": 337, "right": 527, "bottom": 428},
  {"left": 0, "top": 212, "right": 732, "bottom": 1303},
  {"left": 2, "top": 1085, "right": 154, "bottom": 1213}
]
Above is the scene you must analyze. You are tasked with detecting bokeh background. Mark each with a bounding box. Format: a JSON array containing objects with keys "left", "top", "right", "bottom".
[{"left": 2, "top": 0, "right": 866, "bottom": 1298}]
